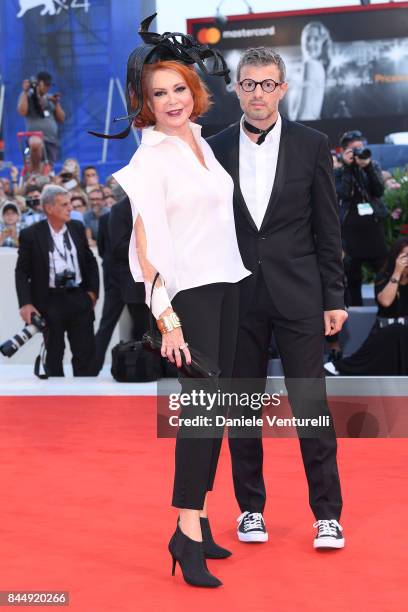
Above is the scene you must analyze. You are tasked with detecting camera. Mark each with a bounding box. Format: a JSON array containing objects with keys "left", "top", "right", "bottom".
[
  {"left": 55, "top": 269, "right": 76, "bottom": 289},
  {"left": 28, "top": 76, "right": 37, "bottom": 95},
  {"left": 0, "top": 313, "right": 46, "bottom": 358},
  {"left": 353, "top": 147, "right": 371, "bottom": 160},
  {"left": 27, "top": 76, "right": 44, "bottom": 116},
  {"left": 25, "top": 197, "right": 41, "bottom": 210}
]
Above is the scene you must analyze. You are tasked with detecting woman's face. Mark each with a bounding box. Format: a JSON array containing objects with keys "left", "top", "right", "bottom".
[
  {"left": 305, "top": 27, "right": 323, "bottom": 59},
  {"left": 147, "top": 68, "right": 194, "bottom": 133},
  {"left": 400, "top": 246, "right": 408, "bottom": 260}
]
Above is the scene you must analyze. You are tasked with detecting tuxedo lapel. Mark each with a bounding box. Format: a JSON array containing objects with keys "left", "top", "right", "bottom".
[
  {"left": 260, "top": 117, "right": 290, "bottom": 232},
  {"left": 225, "top": 123, "right": 259, "bottom": 233}
]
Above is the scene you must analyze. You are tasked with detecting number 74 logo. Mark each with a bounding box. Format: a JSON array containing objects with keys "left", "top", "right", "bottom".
[{"left": 54, "top": 0, "right": 91, "bottom": 14}]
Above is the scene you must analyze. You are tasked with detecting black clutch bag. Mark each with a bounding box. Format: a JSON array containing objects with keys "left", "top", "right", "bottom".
[{"left": 142, "top": 273, "right": 220, "bottom": 379}]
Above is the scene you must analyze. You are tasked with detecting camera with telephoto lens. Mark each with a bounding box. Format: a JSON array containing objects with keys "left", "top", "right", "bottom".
[
  {"left": 0, "top": 313, "right": 46, "bottom": 358},
  {"left": 353, "top": 147, "right": 371, "bottom": 160},
  {"left": 55, "top": 269, "right": 76, "bottom": 289},
  {"left": 28, "top": 76, "right": 37, "bottom": 95},
  {"left": 27, "top": 76, "right": 44, "bottom": 116}
]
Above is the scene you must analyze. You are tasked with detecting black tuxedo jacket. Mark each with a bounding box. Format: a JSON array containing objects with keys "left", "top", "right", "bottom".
[
  {"left": 207, "top": 118, "right": 345, "bottom": 320},
  {"left": 109, "top": 197, "right": 145, "bottom": 305},
  {"left": 15, "top": 219, "right": 99, "bottom": 313}
]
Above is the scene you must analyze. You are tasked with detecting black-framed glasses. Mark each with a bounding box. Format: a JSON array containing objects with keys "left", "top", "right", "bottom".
[{"left": 239, "top": 78, "right": 283, "bottom": 93}]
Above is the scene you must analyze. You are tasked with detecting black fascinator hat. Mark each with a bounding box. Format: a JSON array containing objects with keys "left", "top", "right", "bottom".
[{"left": 89, "top": 13, "right": 230, "bottom": 140}]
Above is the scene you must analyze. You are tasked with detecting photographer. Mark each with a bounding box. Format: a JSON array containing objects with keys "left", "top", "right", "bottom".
[
  {"left": 335, "top": 130, "right": 388, "bottom": 305},
  {"left": 21, "top": 185, "right": 45, "bottom": 227},
  {"left": 15, "top": 185, "right": 99, "bottom": 377},
  {"left": 17, "top": 71, "right": 65, "bottom": 166}
]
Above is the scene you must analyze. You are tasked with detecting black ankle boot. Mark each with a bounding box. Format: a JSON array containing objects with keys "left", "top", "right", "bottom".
[
  {"left": 200, "top": 517, "right": 232, "bottom": 559},
  {"left": 168, "top": 525, "right": 222, "bottom": 587}
]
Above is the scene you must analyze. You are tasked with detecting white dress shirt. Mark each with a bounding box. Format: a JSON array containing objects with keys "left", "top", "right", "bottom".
[
  {"left": 239, "top": 113, "right": 282, "bottom": 230},
  {"left": 114, "top": 122, "right": 250, "bottom": 314},
  {"left": 48, "top": 223, "right": 82, "bottom": 288}
]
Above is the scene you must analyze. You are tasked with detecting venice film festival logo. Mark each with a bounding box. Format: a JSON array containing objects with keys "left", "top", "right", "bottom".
[{"left": 17, "top": 0, "right": 90, "bottom": 18}]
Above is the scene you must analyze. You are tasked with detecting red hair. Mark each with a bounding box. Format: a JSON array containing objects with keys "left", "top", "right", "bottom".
[{"left": 132, "top": 61, "right": 212, "bottom": 128}]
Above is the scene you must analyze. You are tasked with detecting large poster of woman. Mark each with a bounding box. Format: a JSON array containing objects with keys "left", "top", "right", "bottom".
[{"left": 189, "top": 3, "right": 408, "bottom": 141}]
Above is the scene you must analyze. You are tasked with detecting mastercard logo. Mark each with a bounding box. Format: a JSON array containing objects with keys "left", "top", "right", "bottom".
[{"left": 196, "top": 27, "right": 221, "bottom": 45}]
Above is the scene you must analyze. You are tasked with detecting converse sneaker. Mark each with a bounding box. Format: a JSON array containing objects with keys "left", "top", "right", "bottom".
[
  {"left": 324, "top": 362, "right": 339, "bottom": 376},
  {"left": 313, "top": 519, "right": 345, "bottom": 549},
  {"left": 237, "top": 511, "right": 268, "bottom": 542}
]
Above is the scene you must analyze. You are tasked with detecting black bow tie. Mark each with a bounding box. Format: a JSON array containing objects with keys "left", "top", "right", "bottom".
[{"left": 243, "top": 119, "right": 276, "bottom": 145}]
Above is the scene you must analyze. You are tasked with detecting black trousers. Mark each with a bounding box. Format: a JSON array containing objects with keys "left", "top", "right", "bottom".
[
  {"left": 171, "top": 282, "right": 239, "bottom": 510},
  {"left": 229, "top": 270, "right": 343, "bottom": 521},
  {"left": 43, "top": 289, "right": 96, "bottom": 377},
  {"left": 94, "top": 281, "right": 149, "bottom": 373},
  {"left": 345, "top": 255, "right": 385, "bottom": 306}
]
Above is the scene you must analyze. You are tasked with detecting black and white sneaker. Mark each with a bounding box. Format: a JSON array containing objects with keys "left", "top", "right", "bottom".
[
  {"left": 313, "top": 519, "right": 345, "bottom": 549},
  {"left": 237, "top": 511, "right": 268, "bottom": 542},
  {"left": 324, "top": 362, "right": 339, "bottom": 376}
]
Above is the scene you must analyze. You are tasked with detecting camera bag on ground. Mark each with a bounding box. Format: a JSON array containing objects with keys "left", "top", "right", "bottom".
[{"left": 111, "top": 339, "right": 162, "bottom": 382}]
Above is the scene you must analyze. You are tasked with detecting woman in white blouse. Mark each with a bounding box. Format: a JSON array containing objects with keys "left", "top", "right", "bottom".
[{"left": 114, "top": 60, "right": 250, "bottom": 588}]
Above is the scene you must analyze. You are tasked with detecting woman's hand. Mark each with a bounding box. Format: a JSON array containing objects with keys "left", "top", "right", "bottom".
[
  {"left": 394, "top": 252, "right": 408, "bottom": 278},
  {"left": 161, "top": 327, "right": 192, "bottom": 368}
]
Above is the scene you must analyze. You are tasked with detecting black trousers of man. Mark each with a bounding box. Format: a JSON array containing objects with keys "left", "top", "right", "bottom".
[
  {"left": 93, "top": 281, "right": 150, "bottom": 374},
  {"left": 43, "top": 288, "right": 96, "bottom": 376},
  {"left": 229, "top": 270, "right": 343, "bottom": 521}
]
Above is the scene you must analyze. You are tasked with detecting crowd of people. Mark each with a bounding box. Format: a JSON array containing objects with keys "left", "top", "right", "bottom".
[
  {"left": 0, "top": 71, "right": 156, "bottom": 374},
  {"left": 0, "top": 163, "right": 125, "bottom": 248},
  {"left": 1, "top": 69, "right": 408, "bottom": 383}
]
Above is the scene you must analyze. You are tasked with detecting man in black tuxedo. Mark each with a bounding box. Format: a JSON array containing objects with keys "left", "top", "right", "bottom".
[
  {"left": 15, "top": 185, "right": 99, "bottom": 376},
  {"left": 208, "top": 48, "right": 348, "bottom": 549},
  {"left": 93, "top": 197, "right": 149, "bottom": 374}
]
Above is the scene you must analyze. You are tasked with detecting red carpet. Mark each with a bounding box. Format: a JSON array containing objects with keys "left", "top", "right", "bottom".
[{"left": 0, "top": 397, "right": 407, "bottom": 611}]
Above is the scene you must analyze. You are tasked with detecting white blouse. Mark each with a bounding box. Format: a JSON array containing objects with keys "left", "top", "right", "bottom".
[{"left": 113, "top": 122, "right": 250, "bottom": 313}]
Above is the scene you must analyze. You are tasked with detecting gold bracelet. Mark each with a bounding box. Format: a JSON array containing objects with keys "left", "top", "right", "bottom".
[{"left": 157, "top": 312, "right": 181, "bottom": 334}]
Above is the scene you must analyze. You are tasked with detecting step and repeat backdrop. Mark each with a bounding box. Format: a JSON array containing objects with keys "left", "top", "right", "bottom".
[
  {"left": 0, "top": 0, "right": 151, "bottom": 165},
  {"left": 188, "top": 3, "right": 408, "bottom": 144}
]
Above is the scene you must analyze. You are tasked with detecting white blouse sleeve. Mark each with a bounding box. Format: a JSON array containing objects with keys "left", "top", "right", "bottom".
[{"left": 113, "top": 148, "right": 177, "bottom": 316}]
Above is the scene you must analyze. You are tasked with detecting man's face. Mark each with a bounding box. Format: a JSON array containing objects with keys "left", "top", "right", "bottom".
[
  {"left": 3, "top": 209, "right": 19, "bottom": 225},
  {"left": 84, "top": 169, "right": 99, "bottom": 186},
  {"left": 71, "top": 197, "right": 86, "bottom": 213},
  {"left": 37, "top": 80, "right": 51, "bottom": 96},
  {"left": 26, "top": 190, "right": 42, "bottom": 210},
  {"left": 45, "top": 194, "right": 72, "bottom": 224},
  {"left": 235, "top": 63, "right": 288, "bottom": 124},
  {"left": 27, "top": 190, "right": 41, "bottom": 200},
  {"left": 344, "top": 139, "right": 364, "bottom": 154},
  {"left": 89, "top": 190, "right": 104, "bottom": 211}
]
